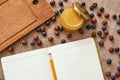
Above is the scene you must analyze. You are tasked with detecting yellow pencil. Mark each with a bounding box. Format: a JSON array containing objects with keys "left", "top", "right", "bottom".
[{"left": 48, "top": 53, "right": 57, "bottom": 80}]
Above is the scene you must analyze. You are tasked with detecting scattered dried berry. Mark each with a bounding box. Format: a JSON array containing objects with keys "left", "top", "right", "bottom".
[
  {"left": 91, "top": 18, "right": 97, "bottom": 24},
  {"left": 91, "top": 24, "right": 96, "bottom": 29},
  {"left": 107, "top": 59, "right": 112, "bottom": 64},
  {"left": 48, "top": 37, "right": 53, "bottom": 42},
  {"left": 115, "top": 47, "right": 119, "bottom": 52},
  {"left": 59, "top": 26, "right": 64, "bottom": 31},
  {"left": 58, "top": 1, "right": 63, "bottom": 6},
  {"left": 40, "top": 26, "right": 46, "bottom": 32},
  {"left": 91, "top": 31, "right": 96, "bottom": 37},
  {"left": 97, "top": 10, "right": 102, "bottom": 16},
  {"left": 105, "top": 71, "right": 111, "bottom": 77},
  {"left": 102, "top": 26, "right": 107, "bottom": 31},
  {"left": 51, "top": 16, "right": 56, "bottom": 22},
  {"left": 54, "top": 31, "right": 59, "bottom": 36},
  {"left": 100, "top": 33, "right": 106, "bottom": 39},
  {"left": 117, "top": 66, "right": 120, "bottom": 72},
  {"left": 30, "top": 40, "right": 35, "bottom": 46},
  {"left": 81, "top": 2, "right": 86, "bottom": 6},
  {"left": 89, "top": 6, "right": 94, "bottom": 10},
  {"left": 59, "top": 8, "right": 64, "bottom": 13},
  {"left": 33, "top": 0, "right": 38, "bottom": 5},
  {"left": 33, "top": 35, "right": 39, "bottom": 41},
  {"left": 109, "top": 47, "right": 114, "bottom": 53},
  {"left": 21, "top": 40, "right": 27, "bottom": 45},
  {"left": 112, "top": 15, "right": 117, "bottom": 19},
  {"left": 89, "top": 13, "right": 94, "bottom": 18},
  {"left": 50, "top": 0, "right": 55, "bottom": 6},
  {"left": 7, "top": 47, "right": 14, "bottom": 52},
  {"left": 92, "top": 3, "right": 97, "bottom": 8},
  {"left": 116, "top": 20, "right": 120, "bottom": 25},
  {"left": 97, "top": 31, "right": 102, "bottom": 36},
  {"left": 55, "top": 10, "right": 59, "bottom": 15},
  {"left": 42, "top": 32, "right": 47, "bottom": 36},
  {"left": 79, "top": 28, "right": 84, "bottom": 34},
  {"left": 54, "top": 25, "right": 59, "bottom": 31},
  {"left": 99, "top": 40, "right": 104, "bottom": 47},
  {"left": 109, "top": 35, "right": 114, "bottom": 41},
  {"left": 36, "top": 27, "right": 41, "bottom": 32},
  {"left": 105, "top": 13, "right": 110, "bottom": 18},
  {"left": 45, "top": 20, "right": 51, "bottom": 25},
  {"left": 61, "top": 39, "right": 66, "bottom": 44},
  {"left": 67, "top": 33, "right": 72, "bottom": 39},
  {"left": 86, "top": 24, "right": 91, "bottom": 29},
  {"left": 111, "top": 76, "right": 116, "bottom": 80},
  {"left": 104, "top": 30, "right": 109, "bottom": 35},
  {"left": 100, "top": 7, "right": 104, "bottom": 12},
  {"left": 115, "top": 72, "right": 120, "bottom": 77},
  {"left": 37, "top": 40, "right": 42, "bottom": 46},
  {"left": 119, "top": 14, "right": 120, "bottom": 18},
  {"left": 117, "top": 29, "right": 120, "bottom": 34},
  {"left": 102, "top": 20, "right": 107, "bottom": 25}
]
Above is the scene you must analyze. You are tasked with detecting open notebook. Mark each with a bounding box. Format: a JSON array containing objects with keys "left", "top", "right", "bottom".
[{"left": 1, "top": 38, "right": 104, "bottom": 80}]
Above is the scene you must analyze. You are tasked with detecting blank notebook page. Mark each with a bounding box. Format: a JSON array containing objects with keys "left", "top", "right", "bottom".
[
  {"left": 1, "top": 48, "right": 53, "bottom": 80},
  {"left": 49, "top": 38, "right": 104, "bottom": 80}
]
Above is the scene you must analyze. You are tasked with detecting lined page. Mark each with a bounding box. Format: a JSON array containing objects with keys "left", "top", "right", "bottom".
[
  {"left": 48, "top": 38, "right": 104, "bottom": 80},
  {"left": 1, "top": 48, "right": 53, "bottom": 80}
]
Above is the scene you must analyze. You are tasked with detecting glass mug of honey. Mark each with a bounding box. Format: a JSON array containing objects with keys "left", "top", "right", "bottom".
[{"left": 60, "top": 2, "right": 90, "bottom": 32}]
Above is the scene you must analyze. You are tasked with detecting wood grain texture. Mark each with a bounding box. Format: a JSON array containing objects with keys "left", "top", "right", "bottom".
[
  {"left": 0, "top": 0, "right": 54, "bottom": 52},
  {"left": 0, "top": 0, "right": 7, "bottom": 5},
  {"left": 0, "top": 0, "right": 120, "bottom": 80}
]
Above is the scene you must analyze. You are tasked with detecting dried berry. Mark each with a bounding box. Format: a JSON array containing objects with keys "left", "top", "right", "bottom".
[
  {"left": 115, "top": 72, "right": 120, "bottom": 77},
  {"left": 79, "top": 28, "right": 84, "bottom": 34},
  {"left": 92, "top": 3, "right": 97, "bottom": 8},
  {"left": 99, "top": 40, "right": 104, "bottom": 47},
  {"left": 33, "top": 35, "right": 39, "bottom": 41},
  {"left": 40, "top": 26, "right": 46, "bottom": 32},
  {"left": 54, "top": 31, "right": 59, "bottom": 36},
  {"left": 50, "top": 0, "right": 55, "bottom": 6},
  {"left": 105, "top": 71, "right": 111, "bottom": 77},
  {"left": 109, "top": 35, "right": 114, "bottom": 41},
  {"left": 48, "top": 37, "right": 53, "bottom": 42},
  {"left": 102, "top": 20, "right": 107, "bottom": 25},
  {"left": 105, "top": 13, "right": 110, "bottom": 18},
  {"left": 91, "top": 18, "right": 97, "bottom": 24},
  {"left": 21, "top": 40, "right": 27, "bottom": 45},
  {"left": 67, "top": 33, "right": 72, "bottom": 39},
  {"left": 7, "top": 47, "right": 14, "bottom": 52},
  {"left": 97, "top": 10, "right": 102, "bottom": 16},
  {"left": 109, "top": 47, "right": 114, "bottom": 53},
  {"left": 51, "top": 16, "right": 56, "bottom": 22},
  {"left": 37, "top": 40, "right": 42, "bottom": 46},
  {"left": 54, "top": 25, "right": 59, "bottom": 31},
  {"left": 91, "top": 31, "right": 96, "bottom": 37}
]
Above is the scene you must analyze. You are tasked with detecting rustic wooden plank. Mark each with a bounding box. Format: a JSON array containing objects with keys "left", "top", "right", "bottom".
[{"left": 0, "top": 0, "right": 54, "bottom": 52}]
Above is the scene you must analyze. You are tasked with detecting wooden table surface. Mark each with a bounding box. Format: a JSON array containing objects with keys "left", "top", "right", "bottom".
[{"left": 0, "top": 0, "right": 120, "bottom": 80}]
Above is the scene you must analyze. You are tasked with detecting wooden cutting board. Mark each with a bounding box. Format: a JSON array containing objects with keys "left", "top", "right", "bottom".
[{"left": 0, "top": 0, "right": 54, "bottom": 52}]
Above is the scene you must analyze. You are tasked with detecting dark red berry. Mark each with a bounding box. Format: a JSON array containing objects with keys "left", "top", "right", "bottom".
[
  {"left": 99, "top": 40, "right": 104, "bottom": 47},
  {"left": 91, "top": 18, "right": 97, "bottom": 24},
  {"left": 67, "top": 33, "right": 72, "bottom": 39},
  {"left": 109, "top": 47, "right": 114, "bottom": 53},
  {"left": 21, "top": 40, "right": 27, "bottom": 45},
  {"left": 48, "top": 37, "right": 53, "bottom": 42},
  {"left": 105, "top": 71, "right": 111, "bottom": 77},
  {"left": 102, "top": 20, "right": 107, "bottom": 25},
  {"left": 7, "top": 47, "right": 14, "bottom": 52}
]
